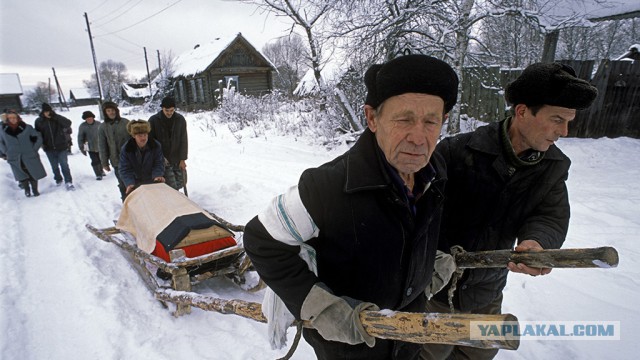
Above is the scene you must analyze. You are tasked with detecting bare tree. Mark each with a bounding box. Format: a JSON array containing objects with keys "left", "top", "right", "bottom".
[
  {"left": 23, "top": 82, "right": 56, "bottom": 110},
  {"left": 83, "top": 59, "right": 130, "bottom": 101},
  {"left": 262, "top": 34, "right": 309, "bottom": 96}
]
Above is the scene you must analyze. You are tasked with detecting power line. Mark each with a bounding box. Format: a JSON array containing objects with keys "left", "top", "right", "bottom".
[
  {"left": 93, "top": 0, "right": 146, "bottom": 28},
  {"left": 90, "top": 0, "right": 132, "bottom": 24},
  {"left": 94, "top": 0, "right": 182, "bottom": 37},
  {"left": 88, "top": 0, "right": 110, "bottom": 13}
]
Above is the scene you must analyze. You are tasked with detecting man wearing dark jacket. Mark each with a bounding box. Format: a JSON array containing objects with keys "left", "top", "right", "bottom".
[
  {"left": 119, "top": 120, "right": 165, "bottom": 196},
  {"left": 243, "top": 55, "right": 459, "bottom": 360},
  {"left": 420, "top": 63, "right": 599, "bottom": 360},
  {"left": 148, "top": 97, "right": 188, "bottom": 191},
  {"left": 34, "top": 103, "right": 75, "bottom": 190},
  {"left": 78, "top": 110, "right": 104, "bottom": 180}
]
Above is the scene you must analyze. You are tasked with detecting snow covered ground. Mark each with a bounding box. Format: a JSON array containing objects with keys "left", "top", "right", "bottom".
[{"left": 1, "top": 105, "right": 637, "bottom": 359}]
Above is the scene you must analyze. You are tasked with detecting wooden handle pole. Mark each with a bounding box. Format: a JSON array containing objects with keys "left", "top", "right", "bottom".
[
  {"left": 455, "top": 246, "right": 619, "bottom": 269},
  {"left": 155, "top": 289, "right": 520, "bottom": 350}
]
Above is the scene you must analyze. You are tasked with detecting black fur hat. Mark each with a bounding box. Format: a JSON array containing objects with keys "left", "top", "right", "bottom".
[
  {"left": 161, "top": 96, "right": 176, "bottom": 108},
  {"left": 41, "top": 103, "right": 52, "bottom": 112},
  {"left": 364, "top": 54, "right": 459, "bottom": 113},
  {"left": 82, "top": 111, "right": 96, "bottom": 120},
  {"left": 505, "top": 63, "right": 598, "bottom": 110}
]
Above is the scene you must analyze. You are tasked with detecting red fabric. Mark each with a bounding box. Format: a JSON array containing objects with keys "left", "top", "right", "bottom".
[{"left": 151, "top": 236, "right": 237, "bottom": 262}]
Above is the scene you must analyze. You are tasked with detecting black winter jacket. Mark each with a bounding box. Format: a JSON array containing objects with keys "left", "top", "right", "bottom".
[
  {"left": 118, "top": 138, "right": 165, "bottom": 188},
  {"left": 433, "top": 120, "right": 570, "bottom": 311},
  {"left": 34, "top": 112, "right": 72, "bottom": 151},
  {"left": 148, "top": 111, "right": 188, "bottom": 164},
  {"left": 244, "top": 129, "right": 446, "bottom": 360}
]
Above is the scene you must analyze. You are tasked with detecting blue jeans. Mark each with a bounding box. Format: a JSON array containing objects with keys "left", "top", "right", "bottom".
[{"left": 45, "top": 150, "right": 73, "bottom": 184}]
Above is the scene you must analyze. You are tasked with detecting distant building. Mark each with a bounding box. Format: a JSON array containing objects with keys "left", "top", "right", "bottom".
[
  {"left": 121, "top": 83, "right": 150, "bottom": 105},
  {"left": 616, "top": 44, "right": 640, "bottom": 61},
  {"left": 69, "top": 87, "right": 100, "bottom": 107},
  {"left": 171, "top": 32, "right": 276, "bottom": 110},
  {"left": 0, "top": 73, "right": 24, "bottom": 112}
]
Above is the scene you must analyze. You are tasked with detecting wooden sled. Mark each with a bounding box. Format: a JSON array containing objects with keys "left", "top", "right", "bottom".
[
  {"left": 86, "top": 218, "right": 262, "bottom": 317},
  {"left": 86, "top": 184, "right": 263, "bottom": 316}
]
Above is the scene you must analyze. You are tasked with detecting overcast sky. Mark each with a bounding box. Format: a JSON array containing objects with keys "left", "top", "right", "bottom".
[{"left": 0, "top": 0, "right": 294, "bottom": 90}]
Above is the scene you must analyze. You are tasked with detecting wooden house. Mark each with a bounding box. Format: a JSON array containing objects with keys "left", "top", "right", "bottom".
[
  {"left": 69, "top": 88, "right": 100, "bottom": 107},
  {"left": 122, "top": 83, "right": 150, "bottom": 105},
  {"left": 171, "top": 33, "right": 275, "bottom": 110},
  {"left": 0, "top": 73, "right": 24, "bottom": 112}
]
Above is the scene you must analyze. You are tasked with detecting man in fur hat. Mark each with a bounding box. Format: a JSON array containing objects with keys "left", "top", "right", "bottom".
[
  {"left": 243, "top": 54, "right": 459, "bottom": 360},
  {"left": 420, "top": 63, "right": 598, "bottom": 360},
  {"left": 98, "top": 101, "right": 130, "bottom": 200},
  {"left": 118, "top": 120, "right": 164, "bottom": 196},
  {"left": 78, "top": 110, "right": 105, "bottom": 180}
]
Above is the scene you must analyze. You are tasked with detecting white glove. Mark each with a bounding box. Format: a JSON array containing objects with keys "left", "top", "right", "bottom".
[
  {"left": 300, "top": 283, "right": 378, "bottom": 347},
  {"left": 427, "top": 250, "right": 456, "bottom": 299}
]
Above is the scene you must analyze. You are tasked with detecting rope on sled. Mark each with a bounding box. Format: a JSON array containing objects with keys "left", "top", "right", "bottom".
[
  {"left": 277, "top": 322, "right": 304, "bottom": 360},
  {"left": 447, "top": 245, "right": 466, "bottom": 313}
]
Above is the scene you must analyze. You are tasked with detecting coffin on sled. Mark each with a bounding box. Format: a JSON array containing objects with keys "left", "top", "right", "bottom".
[{"left": 86, "top": 183, "right": 260, "bottom": 316}]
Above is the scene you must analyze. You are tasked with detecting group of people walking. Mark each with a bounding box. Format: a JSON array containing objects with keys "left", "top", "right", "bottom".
[{"left": 0, "top": 96, "right": 188, "bottom": 200}]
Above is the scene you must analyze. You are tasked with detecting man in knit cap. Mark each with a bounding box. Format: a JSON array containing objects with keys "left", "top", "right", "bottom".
[
  {"left": 243, "top": 54, "right": 459, "bottom": 360},
  {"left": 148, "top": 96, "right": 188, "bottom": 192},
  {"left": 78, "top": 110, "right": 105, "bottom": 180},
  {"left": 420, "top": 63, "right": 598, "bottom": 360},
  {"left": 98, "top": 101, "right": 130, "bottom": 200},
  {"left": 34, "top": 103, "right": 75, "bottom": 190}
]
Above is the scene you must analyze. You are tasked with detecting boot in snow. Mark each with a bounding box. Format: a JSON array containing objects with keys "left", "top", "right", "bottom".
[{"left": 30, "top": 180, "right": 40, "bottom": 197}]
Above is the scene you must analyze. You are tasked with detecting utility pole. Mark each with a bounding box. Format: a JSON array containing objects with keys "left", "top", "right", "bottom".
[
  {"left": 157, "top": 50, "right": 162, "bottom": 74},
  {"left": 84, "top": 12, "right": 104, "bottom": 114},
  {"left": 144, "top": 47, "right": 153, "bottom": 99},
  {"left": 51, "top": 67, "right": 69, "bottom": 111},
  {"left": 48, "top": 78, "right": 52, "bottom": 104}
]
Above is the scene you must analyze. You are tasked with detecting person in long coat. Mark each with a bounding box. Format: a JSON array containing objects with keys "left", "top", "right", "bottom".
[
  {"left": 98, "top": 101, "right": 130, "bottom": 200},
  {"left": 0, "top": 110, "right": 47, "bottom": 197}
]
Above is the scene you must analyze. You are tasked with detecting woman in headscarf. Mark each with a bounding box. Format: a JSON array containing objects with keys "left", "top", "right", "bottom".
[{"left": 0, "top": 110, "right": 47, "bottom": 197}]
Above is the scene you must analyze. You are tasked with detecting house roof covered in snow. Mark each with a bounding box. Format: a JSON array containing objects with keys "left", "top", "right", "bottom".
[
  {"left": 122, "top": 83, "right": 149, "bottom": 99},
  {"left": 172, "top": 32, "right": 275, "bottom": 78},
  {"left": 587, "top": 0, "right": 640, "bottom": 21},
  {"left": 0, "top": 73, "right": 23, "bottom": 95},
  {"left": 69, "top": 88, "right": 96, "bottom": 100}
]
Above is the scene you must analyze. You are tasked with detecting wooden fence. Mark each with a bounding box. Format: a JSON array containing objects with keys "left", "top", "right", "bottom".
[{"left": 461, "top": 60, "right": 640, "bottom": 138}]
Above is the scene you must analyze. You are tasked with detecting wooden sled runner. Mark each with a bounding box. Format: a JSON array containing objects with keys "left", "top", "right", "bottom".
[{"left": 86, "top": 183, "right": 261, "bottom": 317}]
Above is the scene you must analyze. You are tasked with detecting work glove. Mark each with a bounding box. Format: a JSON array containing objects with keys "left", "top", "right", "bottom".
[
  {"left": 427, "top": 250, "right": 457, "bottom": 300},
  {"left": 80, "top": 149, "right": 87, "bottom": 156},
  {"left": 300, "top": 283, "right": 378, "bottom": 347}
]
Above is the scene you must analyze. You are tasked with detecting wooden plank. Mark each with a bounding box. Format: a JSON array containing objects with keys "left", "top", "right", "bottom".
[{"left": 154, "top": 289, "right": 520, "bottom": 350}]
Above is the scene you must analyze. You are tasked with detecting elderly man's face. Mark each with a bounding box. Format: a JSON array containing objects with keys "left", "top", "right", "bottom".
[
  {"left": 105, "top": 108, "right": 116, "bottom": 119},
  {"left": 366, "top": 93, "right": 445, "bottom": 177}
]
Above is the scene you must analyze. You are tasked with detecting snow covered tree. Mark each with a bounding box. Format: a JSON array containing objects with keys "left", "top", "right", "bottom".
[{"left": 262, "top": 34, "right": 309, "bottom": 97}]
